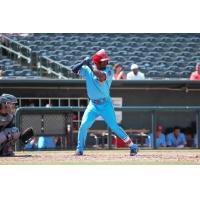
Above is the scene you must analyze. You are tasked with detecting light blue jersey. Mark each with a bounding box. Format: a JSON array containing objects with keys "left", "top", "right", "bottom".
[
  {"left": 79, "top": 65, "right": 114, "bottom": 100},
  {"left": 76, "top": 64, "right": 133, "bottom": 153},
  {"left": 166, "top": 132, "right": 187, "bottom": 147},
  {"left": 145, "top": 133, "right": 166, "bottom": 148}
]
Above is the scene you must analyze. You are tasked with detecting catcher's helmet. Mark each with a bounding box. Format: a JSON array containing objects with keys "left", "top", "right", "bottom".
[
  {"left": 1, "top": 94, "right": 17, "bottom": 104},
  {"left": 0, "top": 96, "right": 8, "bottom": 105},
  {"left": 92, "top": 49, "right": 110, "bottom": 67}
]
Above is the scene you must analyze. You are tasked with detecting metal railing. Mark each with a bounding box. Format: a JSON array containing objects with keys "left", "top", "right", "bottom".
[
  {"left": 39, "top": 56, "right": 79, "bottom": 79},
  {"left": 0, "top": 35, "right": 77, "bottom": 79},
  {"left": 15, "top": 106, "right": 200, "bottom": 150}
]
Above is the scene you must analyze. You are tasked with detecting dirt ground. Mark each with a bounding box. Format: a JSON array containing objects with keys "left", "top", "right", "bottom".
[{"left": 0, "top": 149, "right": 200, "bottom": 165}]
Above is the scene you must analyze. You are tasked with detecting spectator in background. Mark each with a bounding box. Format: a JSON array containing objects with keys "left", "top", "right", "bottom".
[
  {"left": 55, "top": 136, "right": 62, "bottom": 148},
  {"left": 194, "top": 133, "right": 197, "bottom": 147},
  {"left": 166, "top": 126, "right": 187, "bottom": 148},
  {"left": 145, "top": 125, "right": 166, "bottom": 148},
  {"left": 113, "top": 64, "right": 126, "bottom": 80},
  {"left": 37, "top": 136, "right": 56, "bottom": 149},
  {"left": 127, "top": 64, "right": 145, "bottom": 80},
  {"left": 189, "top": 63, "right": 200, "bottom": 80}
]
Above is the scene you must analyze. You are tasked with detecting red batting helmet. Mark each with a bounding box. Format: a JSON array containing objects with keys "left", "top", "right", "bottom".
[{"left": 92, "top": 49, "right": 110, "bottom": 67}]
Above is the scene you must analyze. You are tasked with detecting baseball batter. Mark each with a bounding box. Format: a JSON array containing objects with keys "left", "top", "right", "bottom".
[{"left": 71, "top": 49, "right": 139, "bottom": 156}]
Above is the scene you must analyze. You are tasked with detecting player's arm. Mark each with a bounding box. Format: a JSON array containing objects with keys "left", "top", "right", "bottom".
[
  {"left": 71, "top": 57, "right": 92, "bottom": 74},
  {"left": 92, "top": 69, "right": 106, "bottom": 82}
]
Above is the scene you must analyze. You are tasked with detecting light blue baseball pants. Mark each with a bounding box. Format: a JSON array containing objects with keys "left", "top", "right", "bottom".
[{"left": 76, "top": 97, "right": 128, "bottom": 152}]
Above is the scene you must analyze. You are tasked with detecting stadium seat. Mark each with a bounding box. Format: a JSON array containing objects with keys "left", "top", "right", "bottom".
[
  {"left": 168, "top": 47, "right": 180, "bottom": 52},
  {"left": 163, "top": 70, "right": 176, "bottom": 78},
  {"left": 3, "top": 69, "right": 15, "bottom": 76},
  {"left": 145, "top": 37, "right": 157, "bottom": 42},
  {"left": 190, "top": 37, "right": 200, "bottom": 43},
  {"left": 146, "top": 70, "right": 162, "bottom": 78},
  {"left": 3, "top": 33, "right": 200, "bottom": 79},
  {"left": 172, "top": 42, "right": 183, "bottom": 48},
  {"left": 166, "top": 65, "right": 180, "bottom": 72},
  {"left": 174, "top": 37, "right": 187, "bottom": 43},
  {"left": 184, "top": 65, "right": 194, "bottom": 71},
  {"left": 160, "top": 37, "right": 172, "bottom": 43},
  {"left": 152, "top": 47, "right": 164, "bottom": 52},
  {"left": 183, "top": 47, "right": 195, "bottom": 52},
  {"left": 178, "top": 70, "right": 191, "bottom": 78}
]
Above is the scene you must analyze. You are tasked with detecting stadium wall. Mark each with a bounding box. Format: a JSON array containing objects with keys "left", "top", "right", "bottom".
[{"left": 1, "top": 79, "right": 200, "bottom": 131}]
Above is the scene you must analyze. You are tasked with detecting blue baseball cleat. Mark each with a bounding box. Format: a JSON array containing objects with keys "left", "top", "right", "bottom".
[
  {"left": 130, "top": 144, "right": 139, "bottom": 156},
  {"left": 74, "top": 149, "right": 83, "bottom": 156}
]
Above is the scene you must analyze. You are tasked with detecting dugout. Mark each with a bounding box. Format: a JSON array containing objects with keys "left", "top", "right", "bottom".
[{"left": 1, "top": 79, "right": 200, "bottom": 144}]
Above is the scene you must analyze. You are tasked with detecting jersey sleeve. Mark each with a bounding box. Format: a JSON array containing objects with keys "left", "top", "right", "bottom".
[
  {"left": 105, "top": 67, "right": 114, "bottom": 86},
  {"left": 79, "top": 65, "right": 92, "bottom": 78}
]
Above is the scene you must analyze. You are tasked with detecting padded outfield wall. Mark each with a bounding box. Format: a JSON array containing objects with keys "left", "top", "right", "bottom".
[{"left": 1, "top": 79, "right": 200, "bottom": 131}]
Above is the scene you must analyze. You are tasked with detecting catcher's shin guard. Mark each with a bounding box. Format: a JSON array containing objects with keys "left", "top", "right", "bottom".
[{"left": 19, "top": 127, "right": 34, "bottom": 145}]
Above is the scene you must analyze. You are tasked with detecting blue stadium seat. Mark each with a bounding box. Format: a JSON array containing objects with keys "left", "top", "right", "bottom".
[
  {"left": 114, "top": 36, "right": 127, "bottom": 42},
  {"left": 171, "top": 42, "right": 183, "bottom": 48},
  {"left": 3, "top": 69, "right": 14, "bottom": 76},
  {"left": 183, "top": 47, "right": 195, "bottom": 52},
  {"left": 141, "top": 42, "right": 154, "bottom": 48},
  {"left": 130, "top": 37, "right": 141, "bottom": 42},
  {"left": 166, "top": 66, "right": 180, "bottom": 72},
  {"left": 168, "top": 47, "right": 180, "bottom": 52},
  {"left": 191, "top": 56, "right": 200, "bottom": 62},
  {"left": 152, "top": 47, "right": 164, "bottom": 52},
  {"left": 155, "top": 61, "right": 168, "bottom": 68},
  {"left": 190, "top": 37, "right": 200, "bottom": 43},
  {"left": 129, "top": 56, "right": 141, "bottom": 62},
  {"left": 140, "top": 62, "right": 153, "bottom": 68},
  {"left": 132, "top": 51, "right": 144, "bottom": 57},
  {"left": 4, "top": 33, "right": 200, "bottom": 80},
  {"left": 144, "top": 56, "right": 156, "bottom": 62},
  {"left": 178, "top": 70, "right": 191, "bottom": 78},
  {"left": 146, "top": 70, "right": 162, "bottom": 78},
  {"left": 163, "top": 70, "right": 176, "bottom": 78},
  {"left": 122, "top": 46, "right": 134, "bottom": 52},
  {"left": 187, "top": 43, "right": 197, "bottom": 48},
  {"left": 147, "top": 52, "right": 160, "bottom": 57},
  {"left": 145, "top": 37, "right": 157, "bottom": 42},
  {"left": 157, "top": 42, "right": 169, "bottom": 48},
  {"left": 112, "top": 56, "right": 126, "bottom": 63},
  {"left": 160, "top": 37, "right": 172, "bottom": 43},
  {"left": 184, "top": 65, "right": 194, "bottom": 71},
  {"left": 137, "top": 46, "right": 148, "bottom": 52},
  {"left": 174, "top": 37, "right": 187, "bottom": 43},
  {"left": 95, "top": 41, "right": 108, "bottom": 47}
]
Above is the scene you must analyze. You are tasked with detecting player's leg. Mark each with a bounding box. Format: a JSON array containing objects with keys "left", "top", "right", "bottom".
[
  {"left": 0, "top": 132, "right": 7, "bottom": 155},
  {"left": 0, "top": 127, "right": 20, "bottom": 156},
  {"left": 76, "top": 102, "right": 99, "bottom": 155},
  {"left": 101, "top": 100, "right": 139, "bottom": 155}
]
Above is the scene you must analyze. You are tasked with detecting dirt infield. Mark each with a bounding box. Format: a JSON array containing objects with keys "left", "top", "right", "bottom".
[{"left": 0, "top": 149, "right": 200, "bottom": 164}]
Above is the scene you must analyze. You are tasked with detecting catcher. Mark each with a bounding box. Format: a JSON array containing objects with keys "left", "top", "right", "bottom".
[
  {"left": 71, "top": 49, "right": 139, "bottom": 156},
  {"left": 0, "top": 94, "right": 34, "bottom": 156}
]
